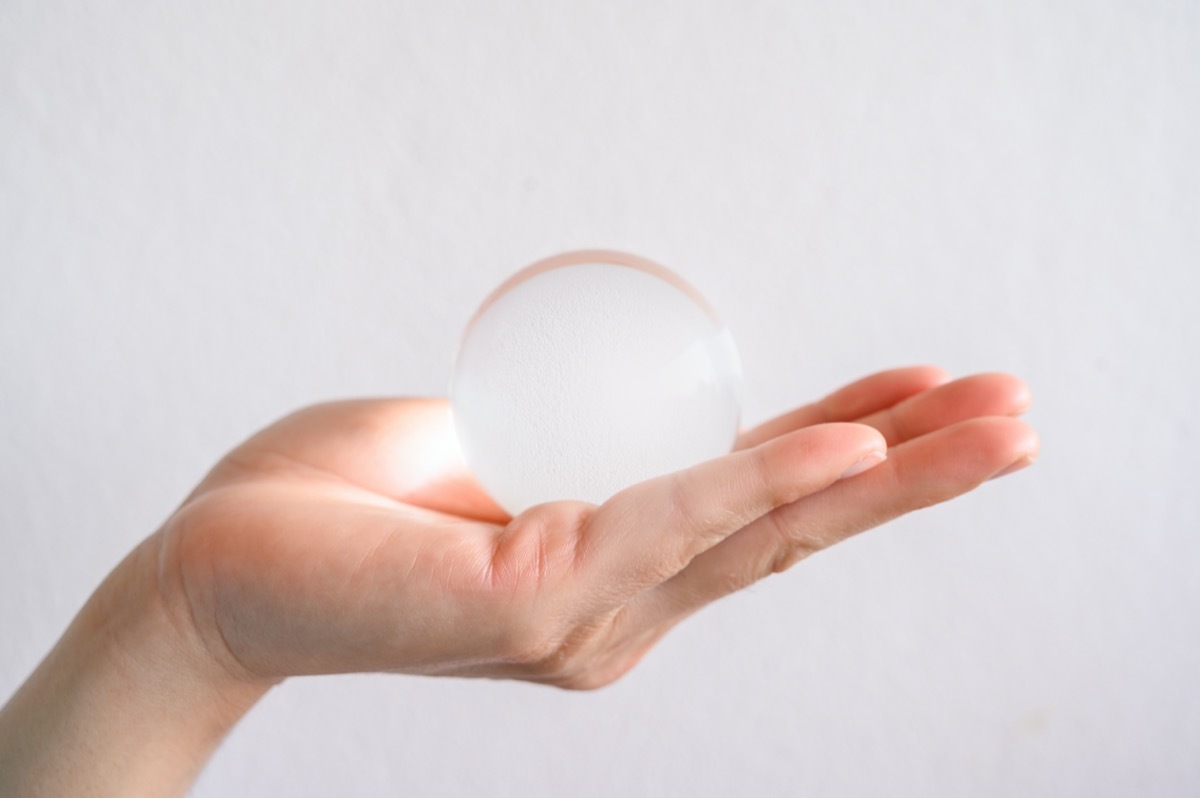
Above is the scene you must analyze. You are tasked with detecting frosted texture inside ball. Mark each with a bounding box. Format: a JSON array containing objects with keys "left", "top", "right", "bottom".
[{"left": 450, "top": 255, "right": 742, "bottom": 516}]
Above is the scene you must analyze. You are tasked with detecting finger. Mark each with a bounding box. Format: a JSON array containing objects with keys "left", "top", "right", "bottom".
[
  {"left": 857, "top": 372, "right": 1032, "bottom": 446},
  {"left": 634, "top": 416, "right": 1039, "bottom": 628},
  {"left": 736, "top": 365, "right": 950, "bottom": 450},
  {"left": 579, "top": 422, "right": 889, "bottom": 599}
]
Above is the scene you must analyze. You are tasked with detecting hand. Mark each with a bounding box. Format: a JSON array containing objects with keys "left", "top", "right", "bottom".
[
  {"left": 155, "top": 365, "right": 1038, "bottom": 690},
  {"left": 0, "top": 366, "right": 1037, "bottom": 798}
]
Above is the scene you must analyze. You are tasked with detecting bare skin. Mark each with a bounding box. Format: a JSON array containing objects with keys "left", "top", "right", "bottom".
[{"left": 0, "top": 366, "right": 1038, "bottom": 797}]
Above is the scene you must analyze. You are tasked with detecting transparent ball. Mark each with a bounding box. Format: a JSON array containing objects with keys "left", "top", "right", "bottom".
[{"left": 450, "top": 250, "right": 743, "bottom": 516}]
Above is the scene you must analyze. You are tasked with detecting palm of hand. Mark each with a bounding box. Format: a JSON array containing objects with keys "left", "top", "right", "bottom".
[{"left": 156, "top": 368, "right": 1036, "bottom": 690}]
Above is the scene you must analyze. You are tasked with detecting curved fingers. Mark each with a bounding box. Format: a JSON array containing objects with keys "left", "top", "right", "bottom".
[
  {"left": 633, "top": 415, "right": 1040, "bottom": 629},
  {"left": 858, "top": 372, "right": 1032, "bottom": 446},
  {"left": 577, "top": 422, "right": 888, "bottom": 601}
]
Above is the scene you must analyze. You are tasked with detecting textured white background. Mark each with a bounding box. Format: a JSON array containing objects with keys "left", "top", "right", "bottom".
[{"left": 2, "top": 2, "right": 1197, "bottom": 796}]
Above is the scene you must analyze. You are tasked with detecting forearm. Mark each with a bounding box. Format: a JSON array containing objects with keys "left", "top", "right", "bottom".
[{"left": 0, "top": 535, "right": 273, "bottom": 798}]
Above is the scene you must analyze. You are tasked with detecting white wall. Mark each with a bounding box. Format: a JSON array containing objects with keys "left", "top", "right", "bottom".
[{"left": 2, "top": 1, "right": 1197, "bottom": 795}]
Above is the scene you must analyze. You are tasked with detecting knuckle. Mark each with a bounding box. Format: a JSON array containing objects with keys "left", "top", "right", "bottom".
[
  {"left": 887, "top": 452, "right": 956, "bottom": 509},
  {"left": 661, "top": 472, "right": 722, "bottom": 565},
  {"left": 762, "top": 509, "right": 820, "bottom": 576},
  {"left": 749, "top": 444, "right": 789, "bottom": 506},
  {"left": 666, "top": 471, "right": 700, "bottom": 529},
  {"left": 490, "top": 503, "right": 595, "bottom": 594},
  {"left": 885, "top": 404, "right": 912, "bottom": 443},
  {"left": 669, "top": 467, "right": 740, "bottom": 539},
  {"left": 767, "top": 544, "right": 811, "bottom": 575}
]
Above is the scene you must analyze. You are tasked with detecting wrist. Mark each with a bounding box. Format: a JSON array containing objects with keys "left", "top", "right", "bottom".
[{"left": 0, "top": 532, "right": 274, "bottom": 797}]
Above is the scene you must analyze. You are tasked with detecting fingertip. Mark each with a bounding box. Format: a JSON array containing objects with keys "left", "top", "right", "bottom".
[
  {"left": 835, "top": 421, "right": 890, "bottom": 456},
  {"left": 976, "top": 371, "right": 1033, "bottom": 414},
  {"left": 1013, "top": 380, "right": 1034, "bottom": 415},
  {"left": 988, "top": 454, "right": 1036, "bottom": 480},
  {"left": 914, "top": 364, "right": 954, "bottom": 388},
  {"left": 985, "top": 413, "right": 1039, "bottom": 451},
  {"left": 1011, "top": 417, "right": 1040, "bottom": 459},
  {"left": 985, "top": 417, "right": 1040, "bottom": 480},
  {"left": 958, "top": 415, "right": 1041, "bottom": 477},
  {"left": 770, "top": 422, "right": 889, "bottom": 483}
]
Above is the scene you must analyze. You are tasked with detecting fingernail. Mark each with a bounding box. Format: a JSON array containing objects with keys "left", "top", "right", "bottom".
[
  {"left": 839, "top": 450, "right": 887, "bottom": 480},
  {"left": 988, "top": 454, "right": 1036, "bottom": 481}
]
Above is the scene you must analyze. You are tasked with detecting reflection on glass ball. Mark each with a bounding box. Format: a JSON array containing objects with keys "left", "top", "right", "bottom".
[{"left": 450, "top": 250, "right": 743, "bottom": 516}]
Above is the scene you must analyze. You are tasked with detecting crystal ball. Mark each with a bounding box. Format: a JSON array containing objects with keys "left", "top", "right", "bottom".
[{"left": 449, "top": 250, "right": 743, "bottom": 516}]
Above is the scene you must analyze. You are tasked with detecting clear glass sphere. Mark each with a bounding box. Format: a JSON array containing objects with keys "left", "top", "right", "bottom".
[{"left": 450, "top": 250, "right": 743, "bottom": 516}]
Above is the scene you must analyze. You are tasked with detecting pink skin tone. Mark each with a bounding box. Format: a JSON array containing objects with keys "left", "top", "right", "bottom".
[{"left": 0, "top": 366, "right": 1037, "bottom": 797}]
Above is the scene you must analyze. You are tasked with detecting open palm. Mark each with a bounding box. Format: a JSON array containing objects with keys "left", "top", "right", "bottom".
[{"left": 154, "top": 366, "right": 1036, "bottom": 690}]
